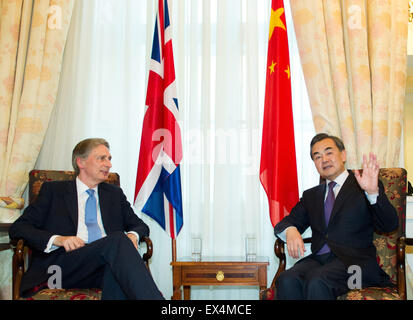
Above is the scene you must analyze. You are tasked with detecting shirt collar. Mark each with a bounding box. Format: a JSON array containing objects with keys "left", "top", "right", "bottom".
[
  {"left": 76, "top": 177, "right": 98, "bottom": 195},
  {"left": 326, "top": 169, "right": 348, "bottom": 187}
]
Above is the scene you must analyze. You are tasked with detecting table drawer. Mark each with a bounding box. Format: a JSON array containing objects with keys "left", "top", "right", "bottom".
[{"left": 181, "top": 265, "right": 260, "bottom": 285}]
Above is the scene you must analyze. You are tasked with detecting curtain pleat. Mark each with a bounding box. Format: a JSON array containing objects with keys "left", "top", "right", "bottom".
[{"left": 290, "top": 0, "right": 407, "bottom": 168}]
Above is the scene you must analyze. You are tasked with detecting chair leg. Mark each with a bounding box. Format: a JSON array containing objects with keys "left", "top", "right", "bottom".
[
  {"left": 271, "top": 238, "right": 286, "bottom": 289},
  {"left": 12, "top": 239, "right": 25, "bottom": 300},
  {"left": 397, "top": 236, "right": 413, "bottom": 300}
]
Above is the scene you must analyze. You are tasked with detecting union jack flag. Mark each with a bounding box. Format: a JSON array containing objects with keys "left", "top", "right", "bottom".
[{"left": 134, "top": 0, "right": 183, "bottom": 239}]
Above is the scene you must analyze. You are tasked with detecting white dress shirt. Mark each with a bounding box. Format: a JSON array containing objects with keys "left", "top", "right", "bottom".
[
  {"left": 75, "top": 178, "right": 106, "bottom": 243},
  {"left": 45, "top": 177, "right": 138, "bottom": 252}
]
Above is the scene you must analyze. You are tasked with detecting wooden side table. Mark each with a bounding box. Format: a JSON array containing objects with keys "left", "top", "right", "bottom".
[{"left": 171, "top": 256, "right": 269, "bottom": 300}]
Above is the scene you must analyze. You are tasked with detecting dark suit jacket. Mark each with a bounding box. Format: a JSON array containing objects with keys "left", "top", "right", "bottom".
[
  {"left": 9, "top": 180, "right": 149, "bottom": 292},
  {"left": 274, "top": 171, "right": 399, "bottom": 286}
]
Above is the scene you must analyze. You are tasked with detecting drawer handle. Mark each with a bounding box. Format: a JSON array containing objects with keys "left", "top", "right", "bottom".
[{"left": 216, "top": 271, "right": 225, "bottom": 281}]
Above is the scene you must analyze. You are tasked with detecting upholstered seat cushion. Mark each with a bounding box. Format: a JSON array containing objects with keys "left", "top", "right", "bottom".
[
  {"left": 261, "top": 286, "right": 400, "bottom": 300},
  {"left": 337, "top": 287, "right": 400, "bottom": 300},
  {"left": 24, "top": 288, "right": 102, "bottom": 300}
]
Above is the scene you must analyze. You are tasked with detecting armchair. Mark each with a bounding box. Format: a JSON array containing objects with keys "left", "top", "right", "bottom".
[
  {"left": 266, "top": 168, "right": 413, "bottom": 300},
  {"left": 11, "top": 170, "right": 153, "bottom": 300}
]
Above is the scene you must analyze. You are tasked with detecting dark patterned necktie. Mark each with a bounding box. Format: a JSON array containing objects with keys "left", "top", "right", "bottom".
[
  {"left": 324, "top": 181, "right": 337, "bottom": 226},
  {"left": 317, "top": 181, "right": 337, "bottom": 255}
]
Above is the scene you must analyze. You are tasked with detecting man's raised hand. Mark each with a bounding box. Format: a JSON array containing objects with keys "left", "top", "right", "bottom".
[{"left": 354, "top": 152, "right": 379, "bottom": 195}]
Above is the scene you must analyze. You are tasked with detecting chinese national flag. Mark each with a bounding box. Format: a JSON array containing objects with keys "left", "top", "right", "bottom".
[{"left": 260, "top": 0, "right": 298, "bottom": 227}]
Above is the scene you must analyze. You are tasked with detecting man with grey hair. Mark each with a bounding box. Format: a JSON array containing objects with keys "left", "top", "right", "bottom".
[
  {"left": 273, "top": 133, "right": 398, "bottom": 299},
  {"left": 10, "top": 138, "right": 163, "bottom": 300}
]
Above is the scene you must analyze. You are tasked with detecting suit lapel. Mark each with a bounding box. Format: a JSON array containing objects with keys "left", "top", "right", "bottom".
[
  {"left": 98, "top": 183, "right": 112, "bottom": 233},
  {"left": 64, "top": 181, "right": 78, "bottom": 229},
  {"left": 328, "top": 171, "right": 358, "bottom": 225},
  {"left": 314, "top": 184, "right": 327, "bottom": 229}
]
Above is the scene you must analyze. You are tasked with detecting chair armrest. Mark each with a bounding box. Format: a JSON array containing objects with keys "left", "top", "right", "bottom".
[
  {"left": 271, "top": 237, "right": 312, "bottom": 289},
  {"left": 141, "top": 236, "right": 153, "bottom": 270},
  {"left": 396, "top": 237, "right": 413, "bottom": 300},
  {"left": 399, "top": 237, "right": 413, "bottom": 246},
  {"left": 271, "top": 238, "right": 286, "bottom": 289},
  {"left": 11, "top": 239, "right": 26, "bottom": 300}
]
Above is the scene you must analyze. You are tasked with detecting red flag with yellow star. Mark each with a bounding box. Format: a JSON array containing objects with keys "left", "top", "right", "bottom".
[{"left": 260, "top": 0, "right": 298, "bottom": 227}]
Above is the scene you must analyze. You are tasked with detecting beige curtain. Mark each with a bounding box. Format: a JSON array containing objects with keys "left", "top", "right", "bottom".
[
  {"left": 290, "top": 0, "right": 408, "bottom": 168},
  {"left": 0, "top": 0, "right": 75, "bottom": 222},
  {"left": 0, "top": 0, "right": 74, "bottom": 299}
]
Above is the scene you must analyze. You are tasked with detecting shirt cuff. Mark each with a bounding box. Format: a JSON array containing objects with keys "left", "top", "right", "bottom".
[
  {"left": 276, "top": 226, "right": 296, "bottom": 242},
  {"left": 365, "top": 191, "right": 378, "bottom": 205},
  {"left": 125, "top": 231, "right": 140, "bottom": 247},
  {"left": 44, "top": 235, "right": 60, "bottom": 253}
]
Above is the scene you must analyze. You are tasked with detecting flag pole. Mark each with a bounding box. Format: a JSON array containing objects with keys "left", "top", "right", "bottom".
[{"left": 172, "top": 238, "right": 177, "bottom": 262}]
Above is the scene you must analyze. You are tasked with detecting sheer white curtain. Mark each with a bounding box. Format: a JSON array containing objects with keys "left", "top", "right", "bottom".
[{"left": 36, "top": 0, "right": 316, "bottom": 299}]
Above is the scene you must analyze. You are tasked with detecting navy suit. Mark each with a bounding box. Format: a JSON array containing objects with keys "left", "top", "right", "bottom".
[
  {"left": 9, "top": 180, "right": 163, "bottom": 299},
  {"left": 274, "top": 171, "right": 398, "bottom": 299}
]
